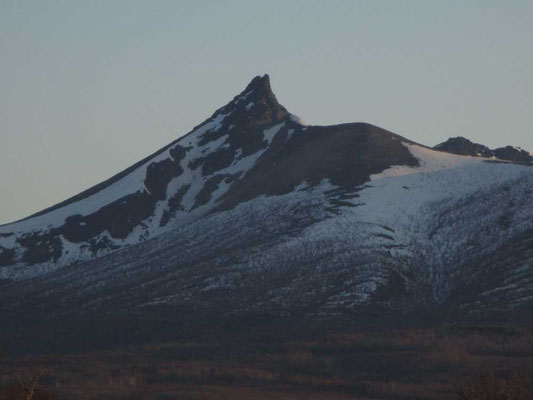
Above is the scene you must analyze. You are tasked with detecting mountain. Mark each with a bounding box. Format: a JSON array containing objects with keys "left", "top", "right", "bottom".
[
  {"left": 1, "top": 75, "right": 532, "bottom": 331},
  {"left": 435, "top": 136, "right": 533, "bottom": 162}
]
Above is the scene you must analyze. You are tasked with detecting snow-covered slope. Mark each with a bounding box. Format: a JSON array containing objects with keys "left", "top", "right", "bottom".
[
  {"left": 1, "top": 75, "right": 532, "bottom": 323},
  {"left": 0, "top": 75, "right": 297, "bottom": 278}
]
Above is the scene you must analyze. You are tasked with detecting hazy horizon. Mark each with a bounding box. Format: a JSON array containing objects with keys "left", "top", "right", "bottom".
[{"left": 1, "top": 0, "right": 532, "bottom": 224}]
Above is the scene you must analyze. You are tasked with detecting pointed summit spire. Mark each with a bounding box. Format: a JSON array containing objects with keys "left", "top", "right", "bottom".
[
  {"left": 189, "top": 74, "right": 289, "bottom": 136},
  {"left": 237, "top": 74, "right": 288, "bottom": 126},
  {"left": 209, "top": 74, "right": 288, "bottom": 129},
  {"left": 244, "top": 74, "right": 272, "bottom": 93}
]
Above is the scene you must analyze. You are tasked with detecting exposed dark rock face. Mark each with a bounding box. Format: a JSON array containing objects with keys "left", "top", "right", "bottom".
[
  {"left": 493, "top": 146, "right": 533, "bottom": 163},
  {"left": 18, "top": 234, "right": 62, "bottom": 265},
  {"left": 160, "top": 184, "right": 191, "bottom": 227},
  {"left": 434, "top": 137, "right": 493, "bottom": 157},
  {"left": 0, "top": 247, "right": 15, "bottom": 267},
  {"left": 435, "top": 136, "right": 533, "bottom": 163},
  {"left": 144, "top": 149, "right": 185, "bottom": 200},
  {"left": 193, "top": 174, "right": 237, "bottom": 210},
  {"left": 60, "top": 192, "right": 152, "bottom": 242},
  {"left": 194, "top": 75, "right": 288, "bottom": 148}
]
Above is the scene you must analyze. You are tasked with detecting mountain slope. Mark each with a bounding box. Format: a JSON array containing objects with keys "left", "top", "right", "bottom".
[
  {"left": 0, "top": 75, "right": 295, "bottom": 276},
  {"left": 1, "top": 75, "right": 532, "bottom": 325},
  {"left": 0, "top": 75, "right": 419, "bottom": 280}
]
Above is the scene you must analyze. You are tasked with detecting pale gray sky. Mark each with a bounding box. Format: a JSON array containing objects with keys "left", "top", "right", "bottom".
[{"left": 1, "top": 0, "right": 532, "bottom": 224}]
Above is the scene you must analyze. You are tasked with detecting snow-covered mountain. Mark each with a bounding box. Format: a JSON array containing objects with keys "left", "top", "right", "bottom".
[{"left": 1, "top": 75, "right": 532, "bottom": 323}]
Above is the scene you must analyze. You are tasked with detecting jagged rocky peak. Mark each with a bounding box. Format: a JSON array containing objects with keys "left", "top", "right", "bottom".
[
  {"left": 435, "top": 136, "right": 533, "bottom": 163},
  {"left": 434, "top": 137, "right": 492, "bottom": 157},
  {"left": 200, "top": 74, "right": 290, "bottom": 134},
  {"left": 493, "top": 146, "right": 533, "bottom": 163},
  {"left": 240, "top": 74, "right": 289, "bottom": 124}
]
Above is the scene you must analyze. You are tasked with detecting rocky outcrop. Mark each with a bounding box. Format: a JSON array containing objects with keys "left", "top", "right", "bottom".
[{"left": 435, "top": 136, "right": 532, "bottom": 163}]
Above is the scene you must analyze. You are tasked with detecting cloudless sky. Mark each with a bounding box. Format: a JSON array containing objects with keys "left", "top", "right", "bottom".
[{"left": 1, "top": 0, "right": 532, "bottom": 224}]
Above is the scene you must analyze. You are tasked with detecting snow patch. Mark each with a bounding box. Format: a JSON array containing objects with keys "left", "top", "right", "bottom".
[{"left": 263, "top": 122, "right": 285, "bottom": 146}]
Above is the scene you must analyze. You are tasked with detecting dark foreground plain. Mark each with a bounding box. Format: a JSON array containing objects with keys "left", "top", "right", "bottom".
[{"left": 1, "top": 321, "right": 532, "bottom": 400}]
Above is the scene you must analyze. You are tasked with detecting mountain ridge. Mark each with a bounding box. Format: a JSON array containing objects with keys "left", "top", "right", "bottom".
[
  {"left": 1, "top": 75, "right": 532, "bottom": 327},
  {"left": 0, "top": 74, "right": 422, "bottom": 275},
  {"left": 1, "top": 74, "right": 284, "bottom": 227},
  {"left": 3, "top": 75, "right": 530, "bottom": 228},
  {"left": 435, "top": 136, "right": 533, "bottom": 163}
]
